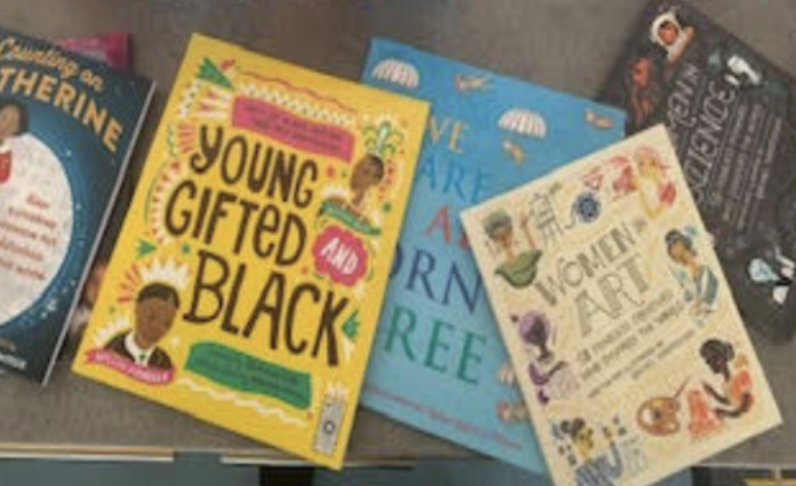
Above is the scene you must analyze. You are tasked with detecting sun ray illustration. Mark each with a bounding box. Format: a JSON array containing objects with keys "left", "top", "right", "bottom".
[
  {"left": 148, "top": 159, "right": 189, "bottom": 245},
  {"left": 140, "top": 257, "right": 191, "bottom": 291},
  {"left": 176, "top": 122, "right": 198, "bottom": 155},
  {"left": 117, "top": 263, "right": 143, "bottom": 304},
  {"left": 116, "top": 257, "right": 190, "bottom": 305},
  {"left": 176, "top": 80, "right": 200, "bottom": 120}
]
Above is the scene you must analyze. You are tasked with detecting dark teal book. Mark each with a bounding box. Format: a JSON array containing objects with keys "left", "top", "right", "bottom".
[
  {"left": 0, "top": 28, "right": 154, "bottom": 382},
  {"left": 360, "top": 38, "right": 625, "bottom": 471},
  {"left": 599, "top": 0, "right": 796, "bottom": 341}
]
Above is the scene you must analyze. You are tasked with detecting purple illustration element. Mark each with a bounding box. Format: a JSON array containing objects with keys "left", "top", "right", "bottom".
[{"left": 512, "top": 311, "right": 576, "bottom": 404}]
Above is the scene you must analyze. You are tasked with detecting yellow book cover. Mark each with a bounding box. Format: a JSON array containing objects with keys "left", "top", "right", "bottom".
[
  {"left": 72, "top": 34, "right": 429, "bottom": 468},
  {"left": 462, "top": 126, "right": 781, "bottom": 486}
]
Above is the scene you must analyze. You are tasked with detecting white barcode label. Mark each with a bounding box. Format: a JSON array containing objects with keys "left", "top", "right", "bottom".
[{"left": 313, "top": 397, "right": 345, "bottom": 456}]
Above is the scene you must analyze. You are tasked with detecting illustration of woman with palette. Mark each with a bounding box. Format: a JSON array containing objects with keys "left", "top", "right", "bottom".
[{"left": 700, "top": 339, "right": 754, "bottom": 420}]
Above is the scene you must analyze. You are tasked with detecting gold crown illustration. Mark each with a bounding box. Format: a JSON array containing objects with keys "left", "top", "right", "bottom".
[{"left": 140, "top": 257, "right": 190, "bottom": 291}]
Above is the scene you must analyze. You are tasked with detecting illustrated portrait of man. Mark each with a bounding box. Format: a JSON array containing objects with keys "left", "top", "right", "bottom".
[
  {"left": 105, "top": 282, "right": 180, "bottom": 371},
  {"left": 325, "top": 153, "right": 386, "bottom": 227}
]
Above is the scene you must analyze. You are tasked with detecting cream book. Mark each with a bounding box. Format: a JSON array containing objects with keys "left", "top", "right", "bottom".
[{"left": 461, "top": 126, "right": 781, "bottom": 486}]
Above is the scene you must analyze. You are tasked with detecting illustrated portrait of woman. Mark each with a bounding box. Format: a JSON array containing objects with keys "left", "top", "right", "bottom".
[
  {"left": 686, "top": 388, "right": 723, "bottom": 440},
  {"left": 611, "top": 149, "right": 675, "bottom": 217},
  {"left": 700, "top": 339, "right": 754, "bottom": 420},
  {"left": 0, "top": 98, "right": 30, "bottom": 186},
  {"left": 666, "top": 229, "right": 719, "bottom": 317},
  {"left": 633, "top": 147, "right": 675, "bottom": 218},
  {"left": 483, "top": 209, "right": 542, "bottom": 289},
  {"left": 513, "top": 311, "right": 577, "bottom": 404},
  {"left": 561, "top": 418, "right": 624, "bottom": 486},
  {"left": 650, "top": 9, "right": 695, "bottom": 64},
  {"left": 624, "top": 52, "right": 662, "bottom": 132}
]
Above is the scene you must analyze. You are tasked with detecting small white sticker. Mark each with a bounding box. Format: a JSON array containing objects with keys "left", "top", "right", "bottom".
[{"left": 313, "top": 396, "right": 345, "bottom": 456}]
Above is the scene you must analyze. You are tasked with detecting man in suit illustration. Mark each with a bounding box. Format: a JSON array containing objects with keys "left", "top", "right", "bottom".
[{"left": 105, "top": 282, "right": 179, "bottom": 371}]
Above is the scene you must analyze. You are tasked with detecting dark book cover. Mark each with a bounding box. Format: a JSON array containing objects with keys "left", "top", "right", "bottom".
[
  {"left": 599, "top": 0, "right": 796, "bottom": 340},
  {"left": 0, "top": 28, "right": 154, "bottom": 382},
  {"left": 692, "top": 467, "right": 796, "bottom": 486}
]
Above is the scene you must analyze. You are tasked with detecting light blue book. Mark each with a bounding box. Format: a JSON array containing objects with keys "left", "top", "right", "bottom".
[{"left": 360, "top": 38, "right": 625, "bottom": 472}]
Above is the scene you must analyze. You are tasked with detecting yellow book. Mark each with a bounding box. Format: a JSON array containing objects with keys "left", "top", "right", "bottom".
[{"left": 72, "top": 34, "right": 429, "bottom": 468}]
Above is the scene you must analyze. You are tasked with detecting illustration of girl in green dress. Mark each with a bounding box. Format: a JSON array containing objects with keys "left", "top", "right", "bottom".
[{"left": 483, "top": 209, "right": 542, "bottom": 289}]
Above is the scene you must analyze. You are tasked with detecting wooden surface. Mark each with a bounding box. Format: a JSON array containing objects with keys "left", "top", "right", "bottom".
[{"left": 0, "top": 0, "right": 794, "bottom": 467}]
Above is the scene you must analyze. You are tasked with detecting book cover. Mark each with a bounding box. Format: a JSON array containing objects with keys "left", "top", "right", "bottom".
[
  {"left": 55, "top": 34, "right": 132, "bottom": 353},
  {"left": 56, "top": 33, "right": 132, "bottom": 355},
  {"left": 57, "top": 33, "right": 131, "bottom": 71},
  {"left": 462, "top": 126, "right": 781, "bottom": 486},
  {"left": 599, "top": 0, "right": 796, "bottom": 340},
  {"left": 692, "top": 467, "right": 796, "bottom": 486},
  {"left": 360, "top": 38, "right": 625, "bottom": 472},
  {"left": 73, "top": 34, "right": 429, "bottom": 469},
  {"left": 0, "top": 28, "right": 153, "bottom": 382}
]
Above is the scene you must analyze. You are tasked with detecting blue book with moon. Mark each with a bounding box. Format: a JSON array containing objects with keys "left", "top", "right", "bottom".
[
  {"left": 360, "top": 38, "right": 625, "bottom": 471},
  {"left": 0, "top": 28, "right": 154, "bottom": 382}
]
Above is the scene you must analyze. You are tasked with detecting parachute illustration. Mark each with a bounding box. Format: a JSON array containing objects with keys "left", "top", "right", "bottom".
[
  {"left": 371, "top": 58, "right": 420, "bottom": 89},
  {"left": 498, "top": 108, "right": 547, "bottom": 139}
]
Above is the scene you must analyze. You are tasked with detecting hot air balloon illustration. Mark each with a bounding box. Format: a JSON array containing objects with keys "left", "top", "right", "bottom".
[
  {"left": 371, "top": 58, "right": 420, "bottom": 89},
  {"left": 498, "top": 108, "right": 547, "bottom": 139}
]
